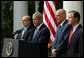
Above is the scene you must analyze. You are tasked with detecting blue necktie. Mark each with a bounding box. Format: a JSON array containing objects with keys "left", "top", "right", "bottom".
[
  {"left": 55, "top": 25, "right": 61, "bottom": 43},
  {"left": 58, "top": 25, "right": 61, "bottom": 33},
  {"left": 21, "top": 28, "right": 26, "bottom": 39},
  {"left": 32, "top": 28, "right": 38, "bottom": 40}
]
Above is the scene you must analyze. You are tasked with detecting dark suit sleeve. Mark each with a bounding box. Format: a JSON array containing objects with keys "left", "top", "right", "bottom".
[
  {"left": 78, "top": 28, "right": 83, "bottom": 57},
  {"left": 38, "top": 28, "right": 50, "bottom": 45},
  {"left": 51, "top": 31, "right": 58, "bottom": 50}
]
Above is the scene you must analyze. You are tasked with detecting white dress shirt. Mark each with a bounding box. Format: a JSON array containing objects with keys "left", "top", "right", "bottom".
[{"left": 72, "top": 23, "right": 79, "bottom": 34}]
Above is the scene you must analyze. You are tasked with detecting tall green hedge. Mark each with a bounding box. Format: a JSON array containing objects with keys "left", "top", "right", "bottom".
[
  {"left": 1, "top": 1, "right": 13, "bottom": 34},
  {"left": 1, "top": 1, "right": 13, "bottom": 55}
]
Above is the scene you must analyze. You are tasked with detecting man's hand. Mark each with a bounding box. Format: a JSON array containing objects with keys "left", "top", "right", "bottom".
[{"left": 51, "top": 49, "right": 56, "bottom": 57}]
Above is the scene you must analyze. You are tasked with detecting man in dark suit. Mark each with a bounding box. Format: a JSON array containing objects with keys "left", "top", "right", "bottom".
[
  {"left": 51, "top": 9, "right": 71, "bottom": 57},
  {"left": 16, "top": 15, "right": 34, "bottom": 41},
  {"left": 66, "top": 10, "right": 83, "bottom": 57},
  {"left": 30, "top": 12, "right": 50, "bottom": 57}
]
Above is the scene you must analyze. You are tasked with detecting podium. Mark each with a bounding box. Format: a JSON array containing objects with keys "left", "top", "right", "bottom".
[{"left": 2, "top": 38, "right": 43, "bottom": 57}]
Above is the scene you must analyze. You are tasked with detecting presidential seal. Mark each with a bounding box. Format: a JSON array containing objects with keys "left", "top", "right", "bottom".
[{"left": 6, "top": 42, "right": 13, "bottom": 56}]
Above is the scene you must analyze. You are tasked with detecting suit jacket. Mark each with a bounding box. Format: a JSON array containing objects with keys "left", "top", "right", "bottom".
[
  {"left": 16, "top": 26, "right": 35, "bottom": 41},
  {"left": 29, "top": 23, "right": 50, "bottom": 57},
  {"left": 52, "top": 20, "right": 68, "bottom": 49},
  {"left": 66, "top": 24, "right": 83, "bottom": 57},
  {"left": 51, "top": 20, "right": 72, "bottom": 57},
  {"left": 31, "top": 23, "right": 50, "bottom": 45},
  {"left": 56, "top": 24, "right": 72, "bottom": 57}
]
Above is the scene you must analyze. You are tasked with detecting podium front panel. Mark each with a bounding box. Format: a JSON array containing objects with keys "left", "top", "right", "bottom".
[
  {"left": 2, "top": 38, "right": 19, "bottom": 57},
  {"left": 2, "top": 38, "right": 41, "bottom": 57}
]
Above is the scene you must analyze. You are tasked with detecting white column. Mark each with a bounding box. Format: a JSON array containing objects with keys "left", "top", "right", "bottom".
[
  {"left": 63, "top": 1, "right": 83, "bottom": 26},
  {"left": 13, "top": 1, "right": 28, "bottom": 32},
  {"left": 35, "top": 1, "right": 39, "bottom": 12}
]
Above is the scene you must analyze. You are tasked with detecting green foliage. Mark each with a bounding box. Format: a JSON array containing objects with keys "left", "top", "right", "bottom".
[
  {"left": 28, "top": 1, "right": 35, "bottom": 26},
  {"left": 28, "top": 1, "right": 35, "bottom": 17},
  {"left": 1, "top": 1, "right": 13, "bottom": 33},
  {"left": 1, "top": 1, "right": 13, "bottom": 56}
]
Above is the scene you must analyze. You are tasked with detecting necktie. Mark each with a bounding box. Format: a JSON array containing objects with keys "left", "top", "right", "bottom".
[
  {"left": 58, "top": 25, "right": 62, "bottom": 34},
  {"left": 32, "top": 28, "right": 38, "bottom": 40},
  {"left": 59, "top": 25, "right": 61, "bottom": 30},
  {"left": 68, "top": 27, "right": 73, "bottom": 43},
  {"left": 56, "top": 25, "right": 61, "bottom": 43},
  {"left": 21, "top": 28, "right": 26, "bottom": 39}
]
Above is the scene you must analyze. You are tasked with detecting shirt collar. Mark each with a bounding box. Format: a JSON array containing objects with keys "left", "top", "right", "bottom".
[
  {"left": 60, "top": 19, "right": 67, "bottom": 27},
  {"left": 37, "top": 23, "right": 43, "bottom": 30},
  {"left": 23, "top": 26, "right": 29, "bottom": 30},
  {"left": 72, "top": 23, "right": 79, "bottom": 33},
  {"left": 73, "top": 24, "right": 79, "bottom": 29}
]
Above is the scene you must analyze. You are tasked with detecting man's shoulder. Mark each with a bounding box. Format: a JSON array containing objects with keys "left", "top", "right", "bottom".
[
  {"left": 78, "top": 24, "right": 83, "bottom": 33},
  {"left": 63, "top": 19, "right": 68, "bottom": 25},
  {"left": 39, "top": 24, "right": 50, "bottom": 33},
  {"left": 42, "top": 24, "right": 50, "bottom": 31},
  {"left": 40, "top": 23, "right": 48, "bottom": 29},
  {"left": 29, "top": 25, "right": 35, "bottom": 29},
  {"left": 25, "top": 26, "right": 35, "bottom": 33}
]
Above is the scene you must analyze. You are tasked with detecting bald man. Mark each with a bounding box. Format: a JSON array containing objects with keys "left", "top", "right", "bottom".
[
  {"left": 16, "top": 15, "right": 35, "bottom": 41},
  {"left": 51, "top": 9, "right": 71, "bottom": 57}
]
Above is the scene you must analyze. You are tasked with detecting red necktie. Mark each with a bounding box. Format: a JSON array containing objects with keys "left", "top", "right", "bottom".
[{"left": 68, "top": 27, "right": 73, "bottom": 43}]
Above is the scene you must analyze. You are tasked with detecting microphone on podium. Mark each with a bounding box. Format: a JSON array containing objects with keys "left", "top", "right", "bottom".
[{"left": 11, "top": 30, "right": 21, "bottom": 38}]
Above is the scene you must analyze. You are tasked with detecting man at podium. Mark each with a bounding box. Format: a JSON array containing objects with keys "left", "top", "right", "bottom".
[
  {"left": 2, "top": 13, "right": 50, "bottom": 57},
  {"left": 14, "top": 15, "right": 35, "bottom": 41},
  {"left": 28, "top": 12, "right": 50, "bottom": 57}
]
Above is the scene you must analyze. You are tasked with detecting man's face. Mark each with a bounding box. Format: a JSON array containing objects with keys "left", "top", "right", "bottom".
[
  {"left": 22, "top": 17, "right": 30, "bottom": 27},
  {"left": 56, "top": 11, "right": 63, "bottom": 23},
  {"left": 33, "top": 15, "right": 40, "bottom": 27},
  {"left": 68, "top": 13, "right": 76, "bottom": 25}
]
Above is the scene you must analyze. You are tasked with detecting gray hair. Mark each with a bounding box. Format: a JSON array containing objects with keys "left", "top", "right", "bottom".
[{"left": 33, "top": 12, "right": 43, "bottom": 20}]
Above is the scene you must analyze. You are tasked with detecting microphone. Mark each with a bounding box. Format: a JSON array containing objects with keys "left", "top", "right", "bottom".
[{"left": 11, "top": 29, "right": 21, "bottom": 38}]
